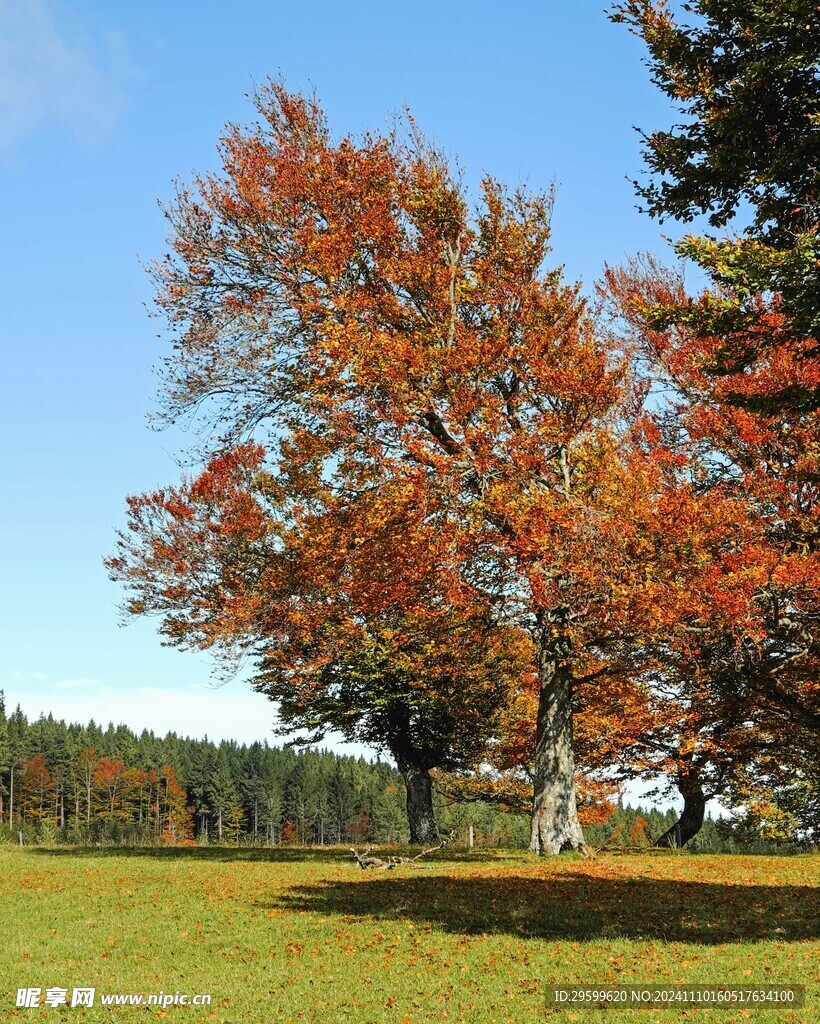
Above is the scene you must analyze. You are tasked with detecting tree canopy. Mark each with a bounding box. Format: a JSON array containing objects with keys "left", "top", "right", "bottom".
[
  {"left": 108, "top": 63, "right": 818, "bottom": 853},
  {"left": 611, "top": 0, "right": 820, "bottom": 402}
]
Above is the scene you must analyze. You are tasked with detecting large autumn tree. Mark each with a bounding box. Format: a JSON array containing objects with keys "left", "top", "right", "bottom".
[
  {"left": 604, "top": 255, "right": 818, "bottom": 853},
  {"left": 604, "top": 1, "right": 818, "bottom": 834},
  {"left": 108, "top": 83, "right": 684, "bottom": 854}
]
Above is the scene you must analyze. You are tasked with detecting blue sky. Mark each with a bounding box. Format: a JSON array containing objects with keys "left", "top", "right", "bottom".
[{"left": 1, "top": 1, "right": 689, "bottom": 777}]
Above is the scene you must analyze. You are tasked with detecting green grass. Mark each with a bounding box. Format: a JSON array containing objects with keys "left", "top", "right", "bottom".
[{"left": 2, "top": 847, "right": 818, "bottom": 1023}]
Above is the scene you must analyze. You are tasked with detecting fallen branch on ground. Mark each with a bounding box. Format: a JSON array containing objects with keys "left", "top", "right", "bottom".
[
  {"left": 351, "top": 834, "right": 454, "bottom": 870},
  {"left": 350, "top": 848, "right": 394, "bottom": 870}
]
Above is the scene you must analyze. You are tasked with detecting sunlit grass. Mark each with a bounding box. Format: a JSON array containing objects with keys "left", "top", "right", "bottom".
[{"left": 2, "top": 847, "right": 817, "bottom": 1023}]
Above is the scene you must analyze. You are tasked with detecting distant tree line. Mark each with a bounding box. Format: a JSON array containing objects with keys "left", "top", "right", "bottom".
[
  {"left": 0, "top": 697, "right": 806, "bottom": 851},
  {"left": 0, "top": 696, "right": 403, "bottom": 846}
]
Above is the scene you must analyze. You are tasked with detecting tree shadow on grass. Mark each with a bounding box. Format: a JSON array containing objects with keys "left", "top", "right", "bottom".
[
  {"left": 26, "top": 846, "right": 356, "bottom": 864},
  {"left": 273, "top": 871, "right": 819, "bottom": 943},
  {"left": 24, "top": 846, "right": 520, "bottom": 866}
]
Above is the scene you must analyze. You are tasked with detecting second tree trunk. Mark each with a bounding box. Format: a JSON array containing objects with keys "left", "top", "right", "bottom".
[
  {"left": 654, "top": 772, "right": 707, "bottom": 848},
  {"left": 396, "top": 757, "right": 440, "bottom": 845}
]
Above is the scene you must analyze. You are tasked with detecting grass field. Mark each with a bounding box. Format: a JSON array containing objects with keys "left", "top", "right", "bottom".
[{"left": 2, "top": 847, "right": 818, "bottom": 1023}]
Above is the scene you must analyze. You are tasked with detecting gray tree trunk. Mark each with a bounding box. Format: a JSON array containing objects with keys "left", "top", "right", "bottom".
[
  {"left": 396, "top": 757, "right": 440, "bottom": 845},
  {"left": 529, "top": 625, "right": 586, "bottom": 855}
]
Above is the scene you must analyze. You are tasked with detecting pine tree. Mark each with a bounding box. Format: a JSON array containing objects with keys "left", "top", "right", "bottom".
[{"left": 207, "top": 747, "right": 239, "bottom": 842}]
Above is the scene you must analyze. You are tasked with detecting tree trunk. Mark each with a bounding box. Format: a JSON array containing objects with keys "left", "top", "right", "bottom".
[
  {"left": 654, "top": 774, "right": 707, "bottom": 848},
  {"left": 395, "top": 756, "right": 440, "bottom": 845},
  {"left": 384, "top": 702, "right": 440, "bottom": 845},
  {"left": 530, "top": 626, "right": 586, "bottom": 855}
]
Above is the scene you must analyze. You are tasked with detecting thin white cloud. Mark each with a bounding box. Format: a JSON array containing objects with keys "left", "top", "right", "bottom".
[
  {"left": 1, "top": 668, "right": 49, "bottom": 685},
  {"left": 0, "top": 0, "right": 126, "bottom": 151},
  {"left": 15, "top": 681, "right": 274, "bottom": 743}
]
